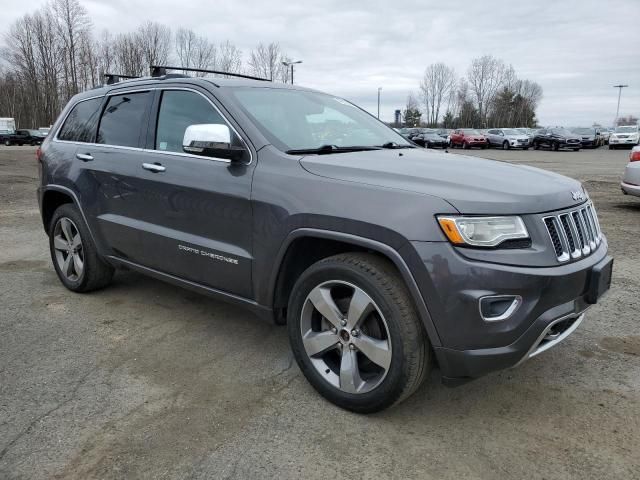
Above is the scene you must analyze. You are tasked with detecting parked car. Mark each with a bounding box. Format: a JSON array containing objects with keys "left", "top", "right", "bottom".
[
  {"left": 532, "top": 128, "right": 582, "bottom": 151},
  {"left": 5, "top": 129, "right": 46, "bottom": 146},
  {"left": 486, "top": 128, "right": 530, "bottom": 150},
  {"left": 413, "top": 130, "right": 448, "bottom": 148},
  {"left": 397, "top": 127, "right": 420, "bottom": 141},
  {"left": 621, "top": 146, "right": 640, "bottom": 198},
  {"left": 436, "top": 129, "right": 452, "bottom": 145},
  {"left": 38, "top": 71, "right": 612, "bottom": 413},
  {"left": 609, "top": 125, "right": 640, "bottom": 149},
  {"left": 570, "top": 127, "right": 603, "bottom": 148},
  {"left": 596, "top": 127, "right": 610, "bottom": 145},
  {"left": 514, "top": 128, "right": 536, "bottom": 143},
  {"left": 449, "top": 128, "right": 488, "bottom": 149}
]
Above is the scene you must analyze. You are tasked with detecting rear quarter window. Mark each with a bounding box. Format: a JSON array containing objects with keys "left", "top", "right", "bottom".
[{"left": 57, "top": 97, "right": 103, "bottom": 142}]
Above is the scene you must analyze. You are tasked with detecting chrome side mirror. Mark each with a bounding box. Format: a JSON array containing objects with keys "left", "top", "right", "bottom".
[{"left": 182, "top": 124, "right": 246, "bottom": 161}]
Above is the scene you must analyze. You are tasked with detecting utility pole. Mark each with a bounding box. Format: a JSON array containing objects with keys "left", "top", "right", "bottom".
[
  {"left": 377, "top": 87, "right": 382, "bottom": 119},
  {"left": 613, "top": 84, "right": 628, "bottom": 126},
  {"left": 282, "top": 60, "right": 302, "bottom": 84}
]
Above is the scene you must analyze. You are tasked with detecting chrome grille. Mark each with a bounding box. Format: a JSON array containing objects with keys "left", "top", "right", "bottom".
[{"left": 543, "top": 202, "right": 602, "bottom": 262}]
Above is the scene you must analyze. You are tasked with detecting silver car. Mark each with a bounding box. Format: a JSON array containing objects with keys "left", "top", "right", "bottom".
[
  {"left": 486, "top": 128, "right": 530, "bottom": 150},
  {"left": 621, "top": 145, "right": 640, "bottom": 197}
]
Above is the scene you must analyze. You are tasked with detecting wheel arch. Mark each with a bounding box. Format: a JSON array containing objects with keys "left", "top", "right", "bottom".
[
  {"left": 269, "top": 228, "right": 442, "bottom": 347},
  {"left": 40, "top": 186, "right": 97, "bottom": 245}
]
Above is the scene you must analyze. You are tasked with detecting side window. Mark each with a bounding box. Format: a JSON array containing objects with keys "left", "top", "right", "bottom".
[
  {"left": 57, "top": 97, "right": 103, "bottom": 142},
  {"left": 97, "top": 91, "right": 152, "bottom": 147},
  {"left": 155, "top": 90, "right": 229, "bottom": 154},
  {"left": 488, "top": 130, "right": 496, "bottom": 135}
]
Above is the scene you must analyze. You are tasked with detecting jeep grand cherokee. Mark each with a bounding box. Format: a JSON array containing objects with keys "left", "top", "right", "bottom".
[{"left": 37, "top": 70, "right": 613, "bottom": 413}]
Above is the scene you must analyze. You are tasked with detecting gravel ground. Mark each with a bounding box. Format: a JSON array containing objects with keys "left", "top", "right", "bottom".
[{"left": 1, "top": 145, "right": 638, "bottom": 480}]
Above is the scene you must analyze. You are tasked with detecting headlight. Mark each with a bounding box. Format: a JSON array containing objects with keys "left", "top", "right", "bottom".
[{"left": 437, "top": 216, "right": 529, "bottom": 247}]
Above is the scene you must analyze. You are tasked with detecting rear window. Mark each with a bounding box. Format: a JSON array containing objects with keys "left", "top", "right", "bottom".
[
  {"left": 97, "top": 92, "right": 152, "bottom": 147},
  {"left": 58, "top": 97, "right": 103, "bottom": 142}
]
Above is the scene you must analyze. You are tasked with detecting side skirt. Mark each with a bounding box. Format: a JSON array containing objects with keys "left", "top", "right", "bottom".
[{"left": 106, "top": 255, "right": 274, "bottom": 323}]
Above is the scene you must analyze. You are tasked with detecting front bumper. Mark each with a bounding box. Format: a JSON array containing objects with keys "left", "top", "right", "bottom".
[
  {"left": 403, "top": 240, "right": 611, "bottom": 384},
  {"left": 610, "top": 137, "right": 639, "bottom": 145}
]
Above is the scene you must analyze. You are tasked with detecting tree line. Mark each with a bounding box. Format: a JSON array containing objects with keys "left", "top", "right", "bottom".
[
  {"left": 403, "top": 55, "right": 543, "bottom": 129},
  {"left": 0, "top": 0, "right": 293, "bottom": 129}
]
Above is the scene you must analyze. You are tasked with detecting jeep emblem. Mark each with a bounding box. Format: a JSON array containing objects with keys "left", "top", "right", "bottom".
[{"left": 571, "top": 191, "right": 584, "bottom": 201}]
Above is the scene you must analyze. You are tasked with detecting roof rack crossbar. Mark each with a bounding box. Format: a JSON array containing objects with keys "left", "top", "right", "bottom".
[
  {"left": 150, "top": 65, "right": 270, "bottom": 82},
  {"left": 104, "top": 73, "right": 140, "bottom": 85}
]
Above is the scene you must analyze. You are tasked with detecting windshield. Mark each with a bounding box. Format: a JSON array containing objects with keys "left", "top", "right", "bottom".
[
  {"left": 550, "top": 128, "right": 573, "bottom": 135},
  {"left": 502, "top": 129, "right": 520, "bottom": 135},
  {"left": 229, "top": 87, "right": 411, "bottom": 152},
  {"left": 571, "top": 127, "right": 593, "bottom": 134},
  {"left": 615, "top": 126, "right": 638, "bottom": 133},
  {"left": 461, "top": 129, "right": 481, "bottom": 135}
]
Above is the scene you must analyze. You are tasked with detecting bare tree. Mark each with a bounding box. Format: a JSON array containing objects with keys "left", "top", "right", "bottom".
[
  {"left": 175, "top": 28, "right": 216, "bottom": 75},
  {"left": 216, "top": 40, "right": 242, "bottom": 74},
  {"left": 51, "top": 0, "right": 91, "bottom": 97},
  {"left": 466, "top": 55, "right": 507, "bottom": 126},
  {"left": 248, "top": 42, "right": 289, "bottom": 81},
  {"left": 138, "top": 21, "right": 171, "bottom": 69},
  {"left": 419, "top": 63, "right": 456, "bottom": 126}
]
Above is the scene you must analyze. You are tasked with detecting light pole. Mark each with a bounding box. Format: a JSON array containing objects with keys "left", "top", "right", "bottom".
[
  {"left": 613, "top": 84, "right": 628, "bottom": 126},
  {"left": 282, "top": 60, "right": 302, "bottom": 84},
  {"left": 377, "top": 87, "right": 382, "bottom": 119}
]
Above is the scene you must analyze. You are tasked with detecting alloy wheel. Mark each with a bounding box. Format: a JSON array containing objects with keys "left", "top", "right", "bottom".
[
  {"left": 53, "top": 217, "right": 84, "bottom": 282},
  {"left": 300, "top": 280, "right": 392, "bottom": 394}
]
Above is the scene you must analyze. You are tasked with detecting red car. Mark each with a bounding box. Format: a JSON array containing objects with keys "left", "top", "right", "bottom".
[{"left": 450, "top": 129, "right": 488, "bottom": 149}]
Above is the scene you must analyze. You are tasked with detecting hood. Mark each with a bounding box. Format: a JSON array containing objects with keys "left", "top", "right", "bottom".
[
  {"left": 299, "top": 148, "right": 584, "bottom": 215},
  {"left": 556, "top": 133, "right": 582, "bottom": 140},
  {"left": 505, "top": 135, "right": 529, "bottom": 141}
]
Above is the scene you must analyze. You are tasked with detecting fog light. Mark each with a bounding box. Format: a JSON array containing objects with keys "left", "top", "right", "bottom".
[{"left": 479, "top": 295, "right": 522, "bottom": 322}]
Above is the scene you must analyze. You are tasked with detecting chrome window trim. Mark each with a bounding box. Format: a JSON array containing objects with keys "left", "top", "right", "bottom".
[{"left": 53, "top": 86, "right": 253, "bottom": 166}]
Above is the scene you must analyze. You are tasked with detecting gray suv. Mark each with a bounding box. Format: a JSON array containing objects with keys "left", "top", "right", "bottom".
[{"left": 37, "top": 70, "right": 613, "bottom": 413}]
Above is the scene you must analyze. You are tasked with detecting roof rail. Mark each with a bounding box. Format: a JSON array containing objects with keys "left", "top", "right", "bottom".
[
  {"left": 150, "top": 65, "right": 270, "bottom": 82},
  {"left": 104, "top": 73, "right": 140, "bottom": 85}
]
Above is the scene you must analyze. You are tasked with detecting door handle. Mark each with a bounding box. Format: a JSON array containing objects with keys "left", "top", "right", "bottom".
[
  {"left": 142, "top": 162, "right": 166, "bottom": 173},
  {"left": 76, "top": 153, "right": 93, "bottom": 162}
]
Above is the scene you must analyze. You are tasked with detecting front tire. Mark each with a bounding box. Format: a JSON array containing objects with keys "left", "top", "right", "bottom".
[
  {"left": 287, "top": 253, "right": 430, "bottom": 413},
  {"left": 49, "top": 203, "right": 114, "bottom": 292},
  {"left": 502, "top": 141, "right": 510, "bottom": 150}
]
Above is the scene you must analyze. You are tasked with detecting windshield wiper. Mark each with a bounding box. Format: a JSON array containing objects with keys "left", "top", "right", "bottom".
[
  {"left": 379, "top": 142, "right": 416, "bottom": 149},
  {"left": 286, "top": 144, "right": 382, "bottom": 155}
]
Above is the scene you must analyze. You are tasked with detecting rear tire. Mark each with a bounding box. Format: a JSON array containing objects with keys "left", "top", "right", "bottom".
[
  {"left": 48, "top": 203, "right": 114, "bottom": 292},
  {"left": 287, "top": 253, "right": 430, "bottom": 413}
]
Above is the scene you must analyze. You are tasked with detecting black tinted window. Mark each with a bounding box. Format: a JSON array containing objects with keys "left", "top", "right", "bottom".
[
  {"left": 97, "top": 92, "right": 151, "bottom": 147},
  {"left": 155, "top": 90, "right": 227, "bottom": 153},
  {"left": 58, "top": 98, "right": 103, "bottom": 142}
]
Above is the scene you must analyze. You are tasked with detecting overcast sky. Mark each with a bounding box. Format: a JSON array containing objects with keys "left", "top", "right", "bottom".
[{"left": 1, "top": 0, "right": 639, "bottom": 126}]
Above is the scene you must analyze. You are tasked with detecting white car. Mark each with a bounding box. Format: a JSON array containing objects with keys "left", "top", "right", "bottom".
[
  {"left": 621, "top": 146, "right": 640, "bottom": 198},
  {"left": 609, "top": 125, "right": 640, "bottom": 149}
]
